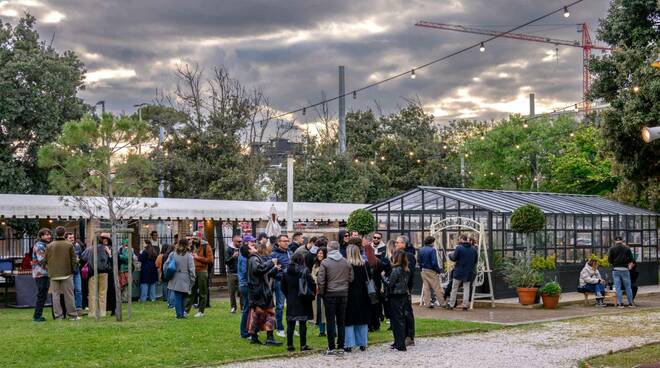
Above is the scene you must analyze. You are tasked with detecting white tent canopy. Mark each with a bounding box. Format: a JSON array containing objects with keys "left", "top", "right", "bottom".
[{"left": 0, "top": 194, "right": 367, "bottom": 222}]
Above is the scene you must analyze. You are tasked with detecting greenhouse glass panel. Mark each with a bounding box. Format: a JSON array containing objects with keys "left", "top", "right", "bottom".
[
  {"left": 390, "top": 213, "right": 400, "bottom": 230},
  {"left": 407, "top": 214, "right": 421, "bottom": 230}
]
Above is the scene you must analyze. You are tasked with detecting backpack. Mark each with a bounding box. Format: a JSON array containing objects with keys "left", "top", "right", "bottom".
[
  {"left": 163, "top": 254, "right": 177, "bottom": 282},
  {"left": 298, "top": 268, "right": 313, "bottom": 297}
]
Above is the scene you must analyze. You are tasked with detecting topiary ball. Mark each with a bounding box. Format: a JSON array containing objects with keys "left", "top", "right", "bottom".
[
  {"left": 510, "top": 204, "right": 545, "bottom": 234},
  {"left": 346, "top": 208, "right": 377, "bottom": 236}
]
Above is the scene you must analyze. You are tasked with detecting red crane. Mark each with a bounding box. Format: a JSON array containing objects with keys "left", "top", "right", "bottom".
[{"left": 415, "top": 21, "right": 611, "bottom": 113}]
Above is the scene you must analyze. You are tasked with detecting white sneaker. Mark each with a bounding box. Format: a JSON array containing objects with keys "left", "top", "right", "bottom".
[
  {"left": 294, "top": 330, "right": 300, "bottom": 336},
  {"left": 276, "top": 330, "right": 286, "bottom": 337},
  {"left": 194, "top": 312, "right": 204, "bottom": 318}
]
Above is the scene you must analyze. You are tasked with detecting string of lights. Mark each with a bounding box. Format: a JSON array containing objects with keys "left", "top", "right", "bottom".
[{"left": 257, "top": 0, "right": 586, "bottom": 123}]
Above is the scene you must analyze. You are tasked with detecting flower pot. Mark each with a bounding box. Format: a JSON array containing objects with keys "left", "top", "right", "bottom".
[
  {"left": 516, "top": 287, "right": 538, "bottom": 305},
  {"left": 541, "top": 293, "right": 560, "bottom": 309}
]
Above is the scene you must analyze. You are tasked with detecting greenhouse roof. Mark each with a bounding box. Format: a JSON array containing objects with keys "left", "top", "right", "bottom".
[{"left": 367, "top": 187, "right": 658, "bottom": 216}]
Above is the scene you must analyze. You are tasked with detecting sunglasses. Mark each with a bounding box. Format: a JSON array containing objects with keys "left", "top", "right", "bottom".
[
  {"left": 373, "top": 237, "right": 381, "bottom": 240},
  {"left": 343, "top": 234, "right": 350, "bottom": 237}
]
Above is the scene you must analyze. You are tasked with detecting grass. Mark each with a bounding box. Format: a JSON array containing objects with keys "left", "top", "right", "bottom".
[
  {"left": 0, "top": 300, "right": 500, "bottom": 367},
  {"left": 580, "top": 343, "right": 660, "bottom": 368}
]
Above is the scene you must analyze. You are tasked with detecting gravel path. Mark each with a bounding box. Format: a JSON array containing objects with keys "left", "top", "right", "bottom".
[{"left": 222, "top": 310, "right": 660, "bottom": 368}]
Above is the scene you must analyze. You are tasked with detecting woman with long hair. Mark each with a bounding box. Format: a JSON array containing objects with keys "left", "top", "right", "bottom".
[
  {"left": 247, "top": 243, "right": 282, "bottom": 345},
  {"left": 282, "top": 252, "right": 315, "bottom": 352},
  {"left": 344, "top": 244, "right": 372, "bottom": 352},
  {"left": 311, "top": 246, "right": 327, "bottom": 336},
  {"left": 139, "top": 239, "right": 159, "bottom": 302},
  {"left": 385, "top": 250, "right": 410, "bottom": 351},
  {"left": 166, "top": 239, "right": 196, "bottom": 319}
]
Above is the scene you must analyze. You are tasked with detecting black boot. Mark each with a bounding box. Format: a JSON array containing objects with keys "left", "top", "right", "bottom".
[
  {"left": 265, "top": 331, "right": 283, "bottom": 346},
  {"left": 250, "top": 334, "right": 262, "bottom": 344}
]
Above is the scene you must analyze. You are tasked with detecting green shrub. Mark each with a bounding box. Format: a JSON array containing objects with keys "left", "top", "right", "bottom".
[
  {"left": 589, "top": 254, "right": 610, "bottom": 268},
  {"left": 510, "top": 204, "right": 546, "bottom": 234},
  {"left": 501, "top": 258, "right": 544, "bottom": 288},
  {"left": 530, "top": 255, "right": 556, "bottom": 271},
  {"left": 346, "top": 208, "right": 377, "bottom": 236},
  {"left": 540, "top": 281, "right": 562, "bottom": 296}
]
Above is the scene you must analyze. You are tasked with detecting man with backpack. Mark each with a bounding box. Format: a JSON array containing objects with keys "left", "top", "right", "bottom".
[
  {"left": 186, "top": 232, "right": 213, "bottom": 317},
  {"left": 32, "top": 228, "right": 52, "bottom": 322}
]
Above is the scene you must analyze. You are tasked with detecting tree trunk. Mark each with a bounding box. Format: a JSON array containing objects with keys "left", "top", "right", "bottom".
[
  {"left": 111, "top": 222, "right": 122, "bottom": 321},
  {"left": 93, "top": 232, "right": 100, "bottom": 321}
]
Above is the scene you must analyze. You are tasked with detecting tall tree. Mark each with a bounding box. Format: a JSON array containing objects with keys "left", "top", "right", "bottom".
[
  {"left": 0, "top": 14, "right": 86, "bottom": 194},
  {"left": 589, "top": 0, "right": 660, "bottom": 210},
  {"left": 38, "top": 114, "right": 156, "bottom": 321}
]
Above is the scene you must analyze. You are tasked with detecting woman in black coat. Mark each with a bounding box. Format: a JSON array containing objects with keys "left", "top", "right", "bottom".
[
  {"left": 344, "top": 244, "right": 372, "bottom": 352},
  {"left": 282, "top": 252, "right": 315, "bottom": 352},
  {"left": 385, "top": 250, "right": 410, "bottom": 352},
  {"left": 247, "top": 243, "right": 282, "bottom": 346}
]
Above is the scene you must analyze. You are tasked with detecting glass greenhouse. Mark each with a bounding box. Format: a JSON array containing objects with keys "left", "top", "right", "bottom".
[{"left": 367, "top": 186, "right": 659, "bottom": 296}]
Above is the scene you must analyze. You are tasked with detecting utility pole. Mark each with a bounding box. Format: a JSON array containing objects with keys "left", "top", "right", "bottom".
[
  {"left": 158, "top": 126, "right": 165, "bottom": 198},
  {"left": 529, "top": 93, "right": 535, "bottom": 117},
  {"left": 528, "top": 93, "right": 537, "bottom": 190},
  {"left": 338, "top": 66, "right": 346, "bottom": 154},
  {"left": 460, "top": 155, "right": 465, "bottom": 188},
  {"left": 96, "top": 100, "right": 106, "bottom": 116},
  {"left": 286, "top": 154, "right": 294, "bottom": 233}
]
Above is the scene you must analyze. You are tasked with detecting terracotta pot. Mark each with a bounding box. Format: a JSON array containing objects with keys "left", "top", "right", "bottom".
[
  {"left": 516, "top": 287, "right": 538, "bottom": 305},
  {"left": 541, "top": 293, "right": 560, "bottom": 309}
]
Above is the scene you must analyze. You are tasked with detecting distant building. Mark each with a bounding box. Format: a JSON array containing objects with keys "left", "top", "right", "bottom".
[{"left": 251, "top": 138, "right": 303, "bottom": 167}]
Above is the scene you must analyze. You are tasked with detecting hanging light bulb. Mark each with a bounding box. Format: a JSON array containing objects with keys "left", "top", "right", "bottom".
[
  {"left": 442, "top": 145, "right": 448, "bottom": 150},
  {"left": 563, "top": 6, "right": 570, "bottom": 18},
  {"left": 352, "top": 91, "right": 357, "bottom": 99},
  {"left": 380, "top": 155, "right": 385, "bottom": 161},
  {"left": 416, "top": 159, "right": 421, "bottom": 163},
  {"left": 409, "top": 151, "right": 414, "bottom": 156},
  {"left": 410, "top": 69, "right": 416, "bottom": 79},
  {"left": 302, "top": 107, "right": 306, "bottom": 116},
  {"left": 523, "top": 122, "right": 529, "bottom": 128},
  {"left": 515, "top": 144, "right": 520, "bottom": 149},
  {"left": 570, "top": 132, "right": 575, "bottom": 137},
  {"left": 369, "top": 161, "right": 375, "bottom": 165},
  {"left": 633, "top": 85, "right": 640, "bottom": 93},
  {"left": 354, "top": 158, "right": 360, "bottom": 163},
  {"left": 480, "top": 136, "right": 485, "bottom": 140},
  {"left": 479, "top": 42, "right": 485, "bottom": 52}
]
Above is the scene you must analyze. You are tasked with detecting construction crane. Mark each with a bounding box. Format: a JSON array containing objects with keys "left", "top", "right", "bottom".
[{"left": 415, "top": 21, "right": 611, "bottom": 113}]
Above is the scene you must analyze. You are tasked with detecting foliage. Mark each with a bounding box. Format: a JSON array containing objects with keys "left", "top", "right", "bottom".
[
  {"left": 0, "top": 13, "right": 86, "bottom": 195},
  {"left": 463, "top": 115, "right": 575, "bottom": 191},
  {"left": 580, "top": 342, "right": 660, "bottom": 368},
  {"left": 274, "top": 103, "right": 461, "bottom": 203},
  {"left": 589, "top": 0, "right": 660, "bottom": 211},
  {"left": 540, "top": 281, "right": 562, "bottom": 296},
  {"left": 501, "top": 258, "right": 544, "bottom": 288},
  {"left": 530, "top": 255, "right": 556, "bottom": 271},
  {"left": 0, "top": 301, "right": 500, "bottom": 368},
  {"left": 511, "top": 204, "right": 546, "bottom": 234},
  {"left": 590, "top": 254, "right": 610, "bottom": 268},
  {"left": 346, "top": 209, "right": 377, "bottom": 236},
  {"left": 546, "top": 126, "right": 619, "bottom": 195}
]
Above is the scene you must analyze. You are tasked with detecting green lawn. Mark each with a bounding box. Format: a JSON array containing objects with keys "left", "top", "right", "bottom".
[
  {"left": 580, "top": 343, "right": 660, "bottom": 368},
  {"left": 0, "top": 301, "right": 500, "bottom": 367}
]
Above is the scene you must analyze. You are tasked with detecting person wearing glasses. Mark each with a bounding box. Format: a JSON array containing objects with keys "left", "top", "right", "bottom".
[{"left": 338, "top": 230, "right": 350, "bottom": 257}]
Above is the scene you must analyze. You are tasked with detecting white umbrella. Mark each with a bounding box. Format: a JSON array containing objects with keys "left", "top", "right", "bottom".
[{"left": 265, "top": 204, "right": 281, "bottom": 237}]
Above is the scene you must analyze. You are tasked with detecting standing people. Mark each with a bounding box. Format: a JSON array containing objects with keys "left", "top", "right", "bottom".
[
  {"left": 344, "top": 244, "right": 371, "bottom": 352},
  {"left": 118, "top": 239, "right": 131, "bottom": 303},
  {"left": 167, "top": 239, "right": 196, "bottom": 319},
  {"left": 238, "top": 239, "right": 254, "bottom": 339},
  {"left": 288, "top": 232, "right": 304, "bottom": 254},
  {"left": 186, "top": 233, "right": 213, "bottom": 317},
  {"left": 294, "top": 236, "right": 316, "bottom": 266},
  {"left": 149, "top": 231, "right": 161, "bottom": 253},
  {"left": 608, "top": 236, "right": 635, "bottom": 308},
  {"left": 226, "top": 234, "right": 242, "bottom": 314},
  {"left": 156, "top": 244, "right": 172, "bottom": 306},
  {"left": 395, "top": 235, "right": 416, "bottom": 346},
  {"left": 385, "top": 251, "right": 410, "bottom": 352},
  {"left": 247, "top": 243, "right": 282, "bottom": 346},
  {"left": 270, "top": 234, "right": 291, "bottom": 337},
  {"left": 65, "top": 232, "right": 84, "bottom": 312},
  {"left": 311, "top": 246, "right": 327, "bottom": 337},
  {"left": 45, "top": 226, "right": 80, "bottom": 320},
  {"left": 418, "top": 236, "right": 443, "bottom": 308},
  {"left": 365, "top": 234, "right": 384, "bottom": 332},
  {"left": 372, "top": 232, "right": 386, "bottom": 255},
  {"left": 447, "top": 234, "right": 478, "bottom": 311},
  {"left": 82, "top": 234, "right": 111, "bottom": 318},
  {"left": 317, "top": 240, "right": 353, "bottom": 356},
  {"left": 31, "top": 228, "right": 51, "bottom": 322},
  {"left": 338, "top": 230, "right": 349, "bottom": 258},
  {"left": 282, "top": 253, "right": 315, "bottom": 352},
  {"left": 139, "top": 240, "right": 159, "bottom": 302}
]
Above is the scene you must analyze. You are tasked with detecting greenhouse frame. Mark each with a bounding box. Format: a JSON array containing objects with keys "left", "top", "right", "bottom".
[{"left": 366, "top": 186, "right": 659, "bottom": 297}]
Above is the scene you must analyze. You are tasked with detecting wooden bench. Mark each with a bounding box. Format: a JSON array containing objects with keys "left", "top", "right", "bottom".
[{"left": 580, "top": 290, "right": 617, "bottom": 305}]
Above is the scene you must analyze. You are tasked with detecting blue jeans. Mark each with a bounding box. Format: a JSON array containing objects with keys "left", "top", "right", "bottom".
[
  {"left": 582, "top": 283, "right": 605, "bottom": 297},
  {"left": 174, "top": 291, "right": 187, "bottom": 318},
  {"left": 239, "top": 285, "right": 249, "bottom": 337},
  {"left": 612, "top": 269, "right": 633, "bottom": 305},
  {"left": 316, "top": 297, "right": 326, "bottom": 334},
  {"left": 73, "top": 272, "right": 82, "bottom": 310},
  {"left": 167, "top": 288, "right": 176, "bottom": 308},
  {"left": 344, "top": 324, "right": 368, "bottom": 348},
  {"left": 274, "top": 279, "right": 285, "bottom": 331},
  {"left": 140, "top": 283, "right": 157, "bottom": 302}
]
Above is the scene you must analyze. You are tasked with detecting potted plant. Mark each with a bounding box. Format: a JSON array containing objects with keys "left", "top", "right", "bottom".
[
  {"left": 501, "top": 258, "right": 544, "bottom": 305},
  {"left": 510, "top": 204, "right": 546, "bottom": 261},
  {"left": 531, "top": 255, "right": 558, "bottom": 282},
  {"left": 540, "top": 281, "right": 562, "bottom": 309},
  {"left": 346, "top": 208, "right": 377, "bottom": 236}
]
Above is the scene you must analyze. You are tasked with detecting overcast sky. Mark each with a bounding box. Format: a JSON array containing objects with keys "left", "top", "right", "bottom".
[{"left": 1, "top": 0, "right": 611, "bottom": 127}]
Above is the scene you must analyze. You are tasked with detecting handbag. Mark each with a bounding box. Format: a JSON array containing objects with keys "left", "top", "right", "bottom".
[
  {"left": 364, "top": 266, "right": 379, "bottom": 305},
  {"left": 81, "top": 263, "right": 90, "bottom": 281},
  {"left": 163, "top": 254, "right": 177, "bottom": 282},
  {"left": 298, "top": 268, "right": 313, "bottom": 297}
]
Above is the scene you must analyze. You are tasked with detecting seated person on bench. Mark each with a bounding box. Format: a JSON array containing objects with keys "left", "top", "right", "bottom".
[{"left": 578, "top": 259, "right": 607, "bottom": 307}]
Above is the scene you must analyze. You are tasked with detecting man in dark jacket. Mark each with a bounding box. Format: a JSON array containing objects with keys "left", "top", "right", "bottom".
[
  {"left": 45, "top": 226, "right": 80, "bottom": 320},
  {"left": 418, "top": 236, "right": 443, "bottom": 308},
  {"left": 288, "top": 232, "right": 303, "bottom": 254},
  {"left": 270, "top": 234, "right": 291, "bottom": 336},
  {"left": 225, "top": 234, "right": 241, "bottom": 313},
  {"left": 608, "top": 236, "right": 635, "bottom": 307},
  {"left": 447, "top": 234, "right": 478, "bottom": 310},
  {"left": 317, "top": 240, "right": 353, "bottom": 355}
]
